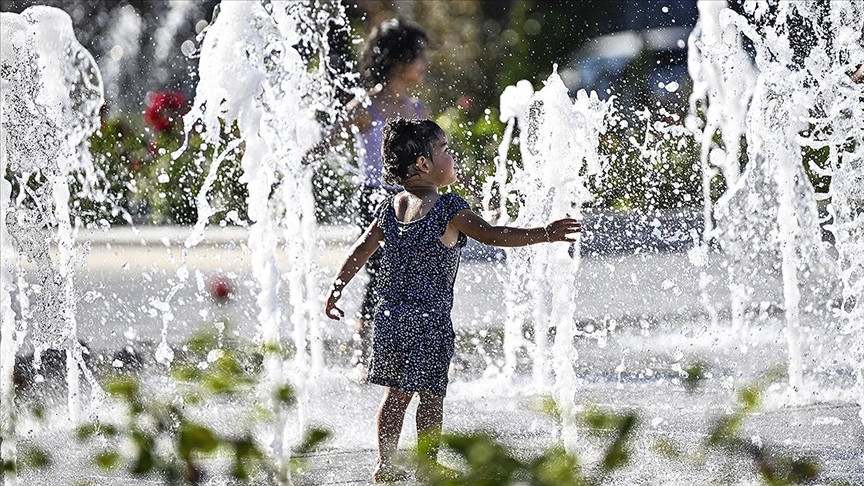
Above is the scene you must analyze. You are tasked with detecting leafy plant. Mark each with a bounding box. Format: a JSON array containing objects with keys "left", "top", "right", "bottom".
[
  {"left": 74, "top": 333, "right": 328, "bottom": 485},
  {"left": 415, "top": 407, "right": 636, "bottom": 485},
  {"left": 655, "top": 365, "right": 821, "bottom": 486},
  {"left": 415, "top": 364, "right": 825, "bottom": 485}
]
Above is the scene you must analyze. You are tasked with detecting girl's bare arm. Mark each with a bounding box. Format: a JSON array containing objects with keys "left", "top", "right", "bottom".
[
  {"left": 325, "top": 221, "right": 384, "bottom": 320},
  {"left": 450, "top": 209, "right": 580, "bottom": 247}
]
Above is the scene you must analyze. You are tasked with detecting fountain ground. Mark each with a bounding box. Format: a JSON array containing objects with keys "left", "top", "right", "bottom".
[
  {"left": 17, "top": 375, "right": 864, "bottom": 485},
  {"left": 11, "top": 224, "right": 862, "bottom": 484}
]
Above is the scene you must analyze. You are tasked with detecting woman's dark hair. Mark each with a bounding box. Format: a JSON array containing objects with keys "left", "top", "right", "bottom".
[
  {"left": 359, "top": 18, "right": 427, "bottom": 89},
  {"left": 381, "top": 118, "right": 444, "bottom": 185}
]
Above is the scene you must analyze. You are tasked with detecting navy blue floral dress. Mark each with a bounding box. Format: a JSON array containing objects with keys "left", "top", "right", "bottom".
[{"left": 366, "top": 192, "right": 471, "bottom": 396}]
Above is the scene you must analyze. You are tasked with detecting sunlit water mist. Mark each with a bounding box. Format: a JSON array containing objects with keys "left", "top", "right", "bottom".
[
  {"left": 1, "top": 5, "right": 105, "bottom": 484},
  {"left": 98, "top": 4, "right": 142, "bottom": 107},
  {"left": 176, "top": 1, "right": 349, "bottom": 481},
  {"left": 697, "top": 2, "right": 860, "bottom": 399},
  {"left": 486, "top": 70, "right": 612, "bottom": 453},
  {"left": 686, "top": 0, "right": 755, "bottom": 332}
]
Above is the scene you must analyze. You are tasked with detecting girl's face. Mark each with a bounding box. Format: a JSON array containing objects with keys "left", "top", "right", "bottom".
[
  {"left": 429, "top": 134, "right": 457, "bottom": 187},
  {"left": 394, "top": 52, "right": 429, "bottom": 85}
]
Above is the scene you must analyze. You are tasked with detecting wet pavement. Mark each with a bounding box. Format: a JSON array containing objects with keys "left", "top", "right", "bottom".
[{"left": 10, "top": 224, "right": 863, "bottom": 485}]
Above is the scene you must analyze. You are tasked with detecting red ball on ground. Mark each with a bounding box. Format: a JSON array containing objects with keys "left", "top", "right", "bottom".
[{"left": 206, "top": 275, "right": 233, "bottom": 303}]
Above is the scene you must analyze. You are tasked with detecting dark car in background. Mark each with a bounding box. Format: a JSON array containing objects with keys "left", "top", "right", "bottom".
[{"left": 559, "top": 1, "right": 697, "bottom": 119}]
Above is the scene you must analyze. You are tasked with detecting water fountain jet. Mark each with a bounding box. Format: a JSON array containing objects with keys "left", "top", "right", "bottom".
[
  {"left": 489, "top": 69, "right": 611, "bottom": 453},
  {"left": 1, "top": 5, "right": 105, "bottom": 484},
  {"left": 177, "top": 1, "right": 349, "bottom": 481}
]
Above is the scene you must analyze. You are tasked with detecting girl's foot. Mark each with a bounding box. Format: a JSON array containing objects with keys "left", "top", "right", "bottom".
[{"left": 373, "top": 463, "right": 409, "bottom": 483}]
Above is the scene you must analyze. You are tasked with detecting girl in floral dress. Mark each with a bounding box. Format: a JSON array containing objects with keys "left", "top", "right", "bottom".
[{"left": 325, "top": 118, "right": 581, "bottom": 482}]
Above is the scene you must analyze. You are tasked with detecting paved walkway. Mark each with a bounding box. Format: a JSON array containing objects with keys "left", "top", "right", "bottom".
[
  {"left": 9, "top": 224, "right": 862, "bottom": 485},
  {"left": 17, "top": 369, "right": 864, "bottom": 485}
]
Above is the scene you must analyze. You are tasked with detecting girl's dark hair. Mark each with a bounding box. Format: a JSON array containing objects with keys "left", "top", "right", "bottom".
[
  {"left": 381, "top": 118, "right": 444, "bottom": 185},
  {"left": 359, "top": 18, "right": 428, "bottom": 89}
]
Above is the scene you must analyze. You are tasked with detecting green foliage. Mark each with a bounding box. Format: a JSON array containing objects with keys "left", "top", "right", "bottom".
[
  {"left": 72, "top": 333, "right": 328, "bottom": 485},
  {"left": 657, "top": 364, "right": 821, "bottom": 485},
  {"left": 138, "top": 128, "right": 248, "bottom": 225},
  {"left": 17, "top": 444, "right": 52, "bottom": 470},
  {"left": 416, "top": 364, "right": 823, "bottom": 485},
  {"left": 416, "top": 408, "right": 636, "bottom": 485},
  {"left": 580, "top": 408, "right": 638, "bottom": 473},
  {"left": 595, "top": 123, "right": 701, "bottom": 212},
  {"left": 77, "top": 114, "right": 249, "bottom": 226},
  {"left": 436, "top": 107, "right": 506, "bottom": 201},
  {"left": 95, "top": 451, "right": 121, "bottom": 470},
  {"left": 682, "top": 361, "right": 707, "bottom": 393},
  {"left": 293, "top": 428, "right": 333, "bottom": 463},
  {"left": 74, "top": 115, "right": 150, "bottom": 226},
  {"left": 83, "top": 370, "right": 269, "bottom": 484},
  {"left": 275, "top": 384, "right": 296, "bottom": 406}
]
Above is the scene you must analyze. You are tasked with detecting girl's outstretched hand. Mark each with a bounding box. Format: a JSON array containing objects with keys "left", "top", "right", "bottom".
[
  {"left": 544, "top": 218, "right": 581, "bottom": 242},
  {"left": 325, "top": 289, "right": 345, "bottom": 321}
]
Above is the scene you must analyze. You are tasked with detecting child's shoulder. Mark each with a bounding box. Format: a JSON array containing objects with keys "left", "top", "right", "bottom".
[{"left": 438, "top": 192, "right": 471, "bottom": 218}]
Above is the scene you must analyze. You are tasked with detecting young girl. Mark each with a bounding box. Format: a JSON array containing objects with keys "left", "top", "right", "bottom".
[{"left": 324, "top": 118, "right": 580, "bottom": 482}]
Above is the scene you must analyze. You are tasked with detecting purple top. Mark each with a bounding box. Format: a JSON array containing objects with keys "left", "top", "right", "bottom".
[{"left": 354, "top": 98, "right": 424, "bottom": 189}]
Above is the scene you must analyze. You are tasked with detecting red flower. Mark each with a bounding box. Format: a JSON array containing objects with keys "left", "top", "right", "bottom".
[
  {"left": 144, "top": 91, "right": 189, "bottom": 133},
  {"left": 206, "top": 274, "right": 233, "bottom": 304},
  {"left": 457, "top": 94, "right": 474, "bottom": 111}
]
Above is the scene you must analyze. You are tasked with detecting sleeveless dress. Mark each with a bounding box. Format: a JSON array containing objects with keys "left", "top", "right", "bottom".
[{"left": 366, "top": 192, "right": 471, "bottom": 396}]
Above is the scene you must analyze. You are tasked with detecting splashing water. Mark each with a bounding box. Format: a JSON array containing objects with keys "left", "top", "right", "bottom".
[
  {"left": 706, "top": 3, "right": 855, "bottom": 397},
  {"left": 486, "top": 79, "right": 534, "bottom": 380},
  {"left": 490, "top": 69, "right": 612, "bottom": 453},
  {"left": 1, "top": 2, "right": 862, "bottom": 482},
  {"left": 1, "top": 5, "right": 105, "bottom": 413},
  {"left": 686, "top": 0, "right": 756, "bottom": 332},
  {"left": 760, "top": 2, "right": 864, "bottom": 416},
  {"left": 0, "top": 62, "right": 18, "bottom": 485},
  {"left": 178, "top": 1, "right": 348, "bottom": 481},
  {"left": 1, "top": 5, "right": 105, "bottom": 484}
]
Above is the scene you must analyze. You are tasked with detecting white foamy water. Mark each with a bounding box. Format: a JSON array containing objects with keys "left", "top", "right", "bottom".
[
  {"left": 489, "top": 69, "right": 612, "bottom": 454},
  {"left": 760, "top": 2, "right": 864, "bottom": 418},
  {"left": 708, "top": 3, "right": 856, "bottom": 399},
  {"left": 179, "top": 1, "right": 349, "bottom": 481},
  {"left": 686, "top": 0, "right": 755, "bottom": 331},
  {"left": 1, "top": 5, "right": 106, "bottom": 484},
  {"left": 485, "top": 79, "right": 534, "bottom": 380}
]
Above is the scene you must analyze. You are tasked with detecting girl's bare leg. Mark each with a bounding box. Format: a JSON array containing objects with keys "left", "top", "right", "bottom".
[
  {"left": 416, "top": 392, "right": 444, "bottom": 463},
  {"left": 375, "top": 387, "right": 413, "bottom": 481}
]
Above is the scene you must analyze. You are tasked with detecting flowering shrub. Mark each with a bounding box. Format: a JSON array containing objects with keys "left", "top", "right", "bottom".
[
  {"left": 78, "top": 91, "right": 248, "bottom": 226},
  {"left": 144, "top": 91, "right": 189, "bottom": 134}
]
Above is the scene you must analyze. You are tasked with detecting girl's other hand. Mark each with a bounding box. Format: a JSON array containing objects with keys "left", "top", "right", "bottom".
[
  {"left": 325, "top": 291, "right": 345, "bottom": 320},
  {"left": 544, "top": 218, "right": 581, "bottom": 242}
]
